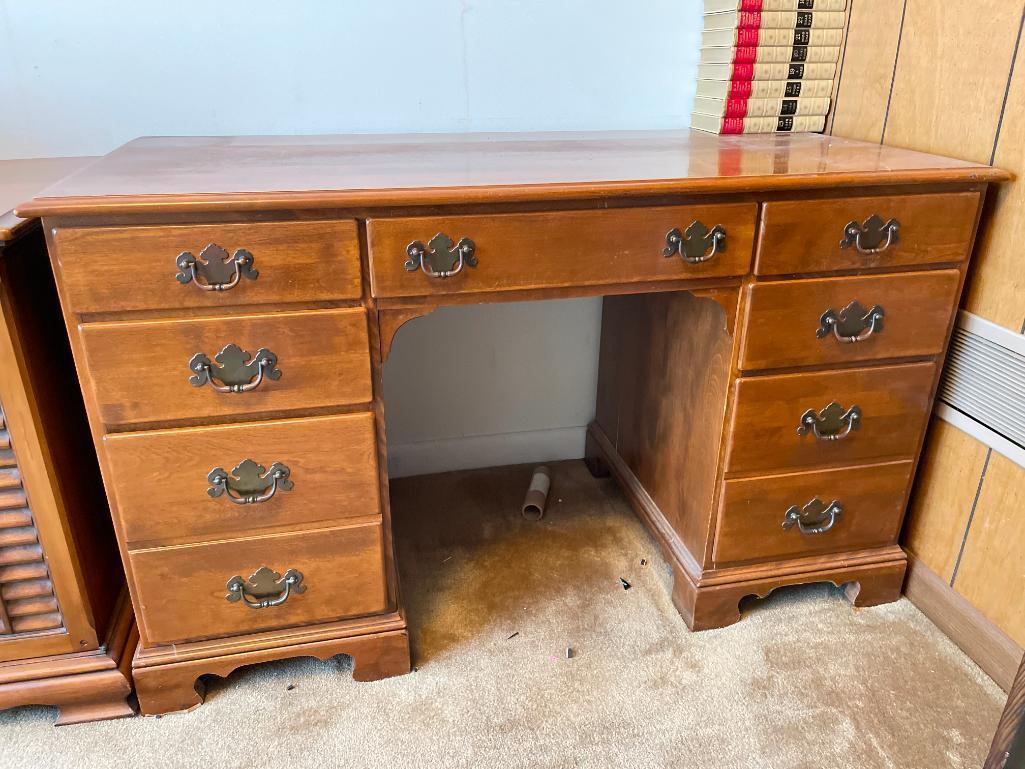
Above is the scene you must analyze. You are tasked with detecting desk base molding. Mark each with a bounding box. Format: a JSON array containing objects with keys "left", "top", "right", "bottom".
[
  {"left": 134, "top": 627, "right": 411, "bottom": 716},
  {"left": 587, "top": 422, "right": 907, "bottom": 630}
]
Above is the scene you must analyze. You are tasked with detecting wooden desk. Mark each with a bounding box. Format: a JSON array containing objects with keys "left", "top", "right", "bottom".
[
  {"left": 0, "top": 157, "right": 136, "bottom": 724},
  {"left": 17, "top": 130, "right": 1009, "bottom": 716}
]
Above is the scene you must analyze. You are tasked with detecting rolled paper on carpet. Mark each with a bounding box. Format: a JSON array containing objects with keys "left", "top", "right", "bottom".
[{"left": 521, "top": 465, "right": 551, "bottom": 521}]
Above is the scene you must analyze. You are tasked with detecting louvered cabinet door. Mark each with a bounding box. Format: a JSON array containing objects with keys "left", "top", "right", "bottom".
[{"left": 0, "top": 404, "right": 64, "bottom": 641}]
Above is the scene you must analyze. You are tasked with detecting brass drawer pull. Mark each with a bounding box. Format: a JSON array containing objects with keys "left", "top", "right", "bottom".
[
  {"left": 207, "top": 459, "right": 293, "bottom": 505},
  {"left": 797, "top": 401, "right": 861, "bottom": 442},
  {"left": 404, "top": 233, "right": 477, "bottom": 278},
  {"left": 189, "top": 344, "right": 281, "bottom": 393},
  {"left": 175, "top": 243, "right": 258, "bottom": 291},
  {"left": 817, "top": 300, "right": 885, "bottom": 343},
  {"left": 226, "top": 566, "right": 306, "bottom": 609},
  {"left": 663, "top": 221, "right": 727, "bottom": 263},
  {"left": 840, "top": 214, "right": 900, "bottom": 254},
  {"left": 782, "top": 498, "right": 843, "bottom": 536}
]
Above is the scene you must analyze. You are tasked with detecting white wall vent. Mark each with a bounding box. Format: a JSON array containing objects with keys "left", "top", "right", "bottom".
[{"left": 936, "top": 310, "right": 1025, "bottom": 469}]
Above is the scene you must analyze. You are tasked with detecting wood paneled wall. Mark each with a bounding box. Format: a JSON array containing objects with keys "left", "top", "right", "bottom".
[{"left": 830, "top": 0, "right": 1025, "bottom": 655}]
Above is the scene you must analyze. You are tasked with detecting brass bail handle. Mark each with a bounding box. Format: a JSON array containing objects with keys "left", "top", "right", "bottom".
[
  {"left": 840, "top": 215, "right": 900, "bottom": 255},
  {"left": 663, "top": 221, "right": 727, "bottom": 264},
  {"left": 405, "top": 232, "right": 477, "bottom": 278},
  {"left": 176, "top": 243, "right": 258, "bottom": 291},
  {"left": 783, "top": 499, "right": 844, "bottom": 536}
]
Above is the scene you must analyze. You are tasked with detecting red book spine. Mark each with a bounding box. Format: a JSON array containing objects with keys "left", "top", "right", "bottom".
[
  {"left": 722, "top": 98, "right": 749, "bottom": 118},
  {"left": 736, "top": 27, "right": 760, "bottom": 46},
  {"left": 721, "top": 118, "right": 745, "bottom": 134},
  {"left": 732, "top": 46, "right": 758, "bottom": 64},
  {"left": 736, "top": 11, "right": 762, "bottom": 28},
  {"left": 739, "top": 0, "right": 764, "bottom": 10},
  {"left": 731, "top": 62, "right": 755, "bottom": 80},
  {"left": 728, "top": 80, "right": 753, "bottom": 98}
]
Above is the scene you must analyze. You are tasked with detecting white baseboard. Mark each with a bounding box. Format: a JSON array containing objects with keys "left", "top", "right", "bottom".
[{"left": 387, "top": 426, "right": 587, "bottom": 478}]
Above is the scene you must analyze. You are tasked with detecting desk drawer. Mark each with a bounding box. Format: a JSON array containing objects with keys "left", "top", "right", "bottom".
[
  {"left": 130, "top": 522, "right": 389, "bottom": 645},
  {"left": 756, "top": 192, "right": 979, "bottom": 276},
  {"left": 740, "top": 269, "right": 960, "bottom": 371},
  {"left": 105, "top": 413, "right": 381, "bottom": 548},
  {"left": 714, "top": 461, "right": 913, "bottom": 565},
  {"left": 367, "top": 204, "right": 757, "bottom": 298},
  {"left": 725, "top": 362, "right": 935, "bottom": 475},
  {"left": 53, "top": 220, "right": 362, "bottom": 314},
  {"left": 80, "top": 308, "right": 372, "bottom": 428}
]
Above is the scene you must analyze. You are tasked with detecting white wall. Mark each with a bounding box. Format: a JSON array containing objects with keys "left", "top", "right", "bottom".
[{"left": 0, "top": 0, "right": 701, "bottom": 477}]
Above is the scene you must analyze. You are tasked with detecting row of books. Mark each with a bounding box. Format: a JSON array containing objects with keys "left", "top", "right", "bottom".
[{"left": 692, "top": 0, "right": 847, "bottom": 134}]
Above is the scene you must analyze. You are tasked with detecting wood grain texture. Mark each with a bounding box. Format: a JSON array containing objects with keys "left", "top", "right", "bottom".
[
  {"left": 368, "top": 205, "right": 757, "bottom": 298},
  {"left": 883, "top": 0, "right": 1023, "bottom": 163},
  {"left": 902, "top": 419, "right": 989, "bottom": 580},
  {"left": 828, "top": 0, "right": 904, "bottom": 142},
  {"left": 16, "top": 131, "right": 1006, "bottom": 218},
  {"left": 986, "top": 654, "right": 1025, "bottom": 768},
  {"left": 80, "top": 308, "right": 371, "bottom": 428},
  {"left": 0, "top": 157, "right": 95, "bottom": 242},
  {"left": 952, "top": 452, "right": 1025, "bottom": 648},
  {"left": 104, "top": 413, "right": 381, "bottom": 548},
  {"left": 52, "top": 219, "right": 362, "bottom": 314},
  {"left": 595, "top": 291, "right": 735, "bottom": 565},
  {"left": 963, "top": 30, "right": 1025, "bottom": 330},
  {"left": 715, "top": 461, "right": 914, "bottom": 565},
  {"left": 725, "top": 362, "right": 936, "bottom": 475},
  {"left": 740, "top": 269, "right": 961, "bottom": 370},
  {"left": 130, "top": 522, "right": 388, "bottom": 646},
  {"left": 756, "top": 192, "right": 980, "bottom": 275},
  {"left": 904, "top": 553, "right": 1023, "bottom": 693}
]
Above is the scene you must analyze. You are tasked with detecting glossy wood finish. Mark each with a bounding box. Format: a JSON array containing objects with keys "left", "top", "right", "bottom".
[
  {"left": 756, "top": 192, "right": 979, "bottom": 275},
  {"left": 80, "top": 308, "right": 372, "bottom": 428},
  {"left": 52, "top": 219, "right": 362, "bottom": 315},
  {"left": 24, "top": 131, "right": 1004, "bottom": 710},
  {"left": 17, "top": 132, "right": 1006, "bottom": 218},
  {"left": 368, "top": 205, "right": 756, "bottom": 298},
  {"left": 987, "top": 654, "right": 1025, "bottom": 769},
  {"left": 0, "top": 159, "right": 133, "bottom": 724},
  {"left": 105, "top": 413, "right": 381, "bottom": 548},
  {"left": 715, "top": 461, "right": 914, "bottom": 565},
  {"left": 130, "top": 522, "right": 388, "bottom": 645},
  {"left": 740, "top": 269, "right": 961, "bottom": 371},
  {"left": 725, "top": 363, "right": 936, "bottom": 475}
]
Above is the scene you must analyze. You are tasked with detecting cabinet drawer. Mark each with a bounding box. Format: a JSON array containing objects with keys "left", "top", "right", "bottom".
[
  {"left": 740, "top": 269, "right": 960, "bottom": 371},
  {"left": 715, "top": 461, "right": 913, "bottom": 565},
  {"left": 106, "top": 413, "right": 380, "bottom": 548},
  {"left": 756, "top": 192, "right": 979, "bottom": 276},
  {"left": 80, "top": 308, "right": 371, "bottom": 428},
  {"left": 367, "top": 204, "right": 757, "bottom": 298},
  {"left": 725, "top": 362, "right": 935, "bottom": 475},
  {"left": 53, "top": 220, "right": 362, "bottom": 314},
  {"left": 130, "top": 522, "right": 389, "bottom": 645}
]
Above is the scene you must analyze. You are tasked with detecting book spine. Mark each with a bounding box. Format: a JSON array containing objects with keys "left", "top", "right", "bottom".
[
  {"left": 744, "top": 0, "right": 847, "bottom": 10},
  {"left": 720, "top": 115, "right": 825, "bottom": 134},
  {"left": 731, "top": 45, "right": 839, "bottom": 64},
  {"left": 717, "top": 61, "right": 836, "bottom": 81},
  {"left": 735, "top": 11, "right": 846, "bottom": 29}
]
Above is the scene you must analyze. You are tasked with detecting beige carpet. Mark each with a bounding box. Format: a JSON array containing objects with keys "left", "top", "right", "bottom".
[{"left": 0, "top": 461, "right": 1004, "bottom": 768}]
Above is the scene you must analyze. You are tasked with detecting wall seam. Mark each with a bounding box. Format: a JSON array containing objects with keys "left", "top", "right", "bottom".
[
  {"left": 950, "top": 448, "right": 992, "bottom": 587},
  {"left": 879, "top": 0, "right": 909, "bottom": 143}
]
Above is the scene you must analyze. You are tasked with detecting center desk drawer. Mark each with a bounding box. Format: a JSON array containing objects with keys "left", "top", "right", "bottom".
[
  {"left": 80, "top": 308, "right": 372, "bottom": 428},
  {"left": 130, "top": 522, "right": 389, "bottom": 645},
  {"left": 756, "top": 192, "right": 979, "bottom": 276},
  {"left": 367, "top": 204, "right": 757, "bottom": 298},
  {"left": 104, "top": 413, "right": 381, "bottom": 548},
  {"left": 740, "top": 269, "right": 961, "bottom": 371},
  {"left": 725, "top": 362, "right": 935, "bottom": 475},
  {"left": 53, "top": 219, "right": 362, "bottom": 315},
  {"left": 715, "top": 461, "right": 914, "bottom": 565}
]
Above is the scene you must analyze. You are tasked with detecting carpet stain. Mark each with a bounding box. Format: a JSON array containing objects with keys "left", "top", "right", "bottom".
[{"left": 0, "top": 460, "right": 1005, "bottom": 769}]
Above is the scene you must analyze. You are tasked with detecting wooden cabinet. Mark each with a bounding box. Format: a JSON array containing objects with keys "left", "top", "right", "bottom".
[
  {"left": 16, "top": 130, "right": 1006, "bottom": 716},
  {"left": 0, "top": 158, "right": 134, "bottom": 725}
]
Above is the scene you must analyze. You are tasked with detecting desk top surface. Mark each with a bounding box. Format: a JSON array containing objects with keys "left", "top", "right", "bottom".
[
  {"left": 16, "top": 130, "right": 1009, "bottom": 218},
  {"left": 0, "top": 156, "right": 97, "bottom": 241}
]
